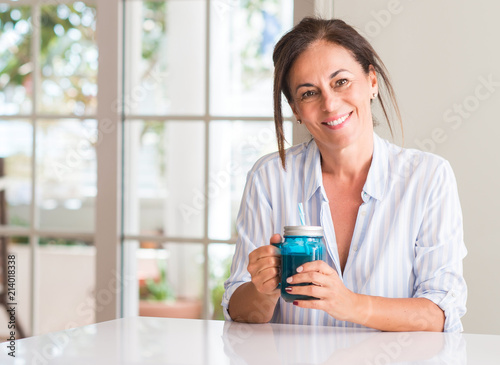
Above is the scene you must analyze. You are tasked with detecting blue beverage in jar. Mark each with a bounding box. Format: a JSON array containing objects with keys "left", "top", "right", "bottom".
[{"left": 274, "top": 226, "right": 325, "bottom": 302}]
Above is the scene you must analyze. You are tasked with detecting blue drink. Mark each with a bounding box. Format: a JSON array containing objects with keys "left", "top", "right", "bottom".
[
  {"left": 275, "top": 226, "right": 325, "bottom": 303},
  {"left": 281, "top": 253, "right": 318, "bottom": 302}
]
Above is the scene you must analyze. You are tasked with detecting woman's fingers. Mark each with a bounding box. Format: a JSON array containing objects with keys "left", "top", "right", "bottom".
[
  {"left": 283, "top": 262, "right": 359, "bottom": 322},
  {"left": 251, "top": 265, "right": 280, "bottom": 294},
  {"left": 248, "top": 244, "right": 279, "bottom": 262},
  {"left": 269, "top": 233, "right": 282, "bottom": 245},
  {"left": 297, "top": 260, "right": 337, "bottom": 275},
  {"left": 286, "top": 271, "right": 325, "bottom": 286},
  {"left": 247, "top": 240, "right": 282, "bottom": 295},
  {"left": 248, "top": 247, "right": 280, "bottom": 274},
  {"left": 253, "top": 256, "right": 281, "bottom": 275},
  {"left": 284, "top": 260, "right": 337, "bottom": 285}
]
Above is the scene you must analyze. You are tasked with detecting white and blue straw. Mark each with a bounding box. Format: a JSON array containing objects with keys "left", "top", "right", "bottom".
[{"left": 298, "top": 202, "right": 305, "bottom": 226}]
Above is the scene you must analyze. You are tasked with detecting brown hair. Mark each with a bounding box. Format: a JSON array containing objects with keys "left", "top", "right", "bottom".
[{"left": 272, "top": 17, "right": 402, "bottom": 169}]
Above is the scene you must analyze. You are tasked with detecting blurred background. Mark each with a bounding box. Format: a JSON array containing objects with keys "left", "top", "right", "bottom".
[{"left": 0, "top": 0, "right": 498, "bottom": 337}]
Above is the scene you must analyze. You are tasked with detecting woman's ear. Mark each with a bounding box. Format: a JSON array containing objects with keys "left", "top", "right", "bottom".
[{"left": 368, "top": 65, "right": 378, "bottom": 95}]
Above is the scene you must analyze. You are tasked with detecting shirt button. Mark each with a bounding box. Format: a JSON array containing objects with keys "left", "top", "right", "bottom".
[
  {"left": 361, "top": 210, "right": 367, "bottom": 216},
  {"left": 353, "top": 246, "right": 358, "bottom": 252},
  {"left": 451, "top": 292, "right": 456, "bottom": 298}
]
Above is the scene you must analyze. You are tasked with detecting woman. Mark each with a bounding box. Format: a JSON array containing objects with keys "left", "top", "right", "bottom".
[{"left": 222, "top": 17, "right": 467, "bottom": 332}]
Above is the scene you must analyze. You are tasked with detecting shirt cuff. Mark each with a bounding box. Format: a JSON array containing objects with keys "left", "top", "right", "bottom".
[
  {"left": 418, "top": 290, "right": 465, "bottom": 332},
  {"left": 221, "top": 281, "right": 246, "bottom": 321}
]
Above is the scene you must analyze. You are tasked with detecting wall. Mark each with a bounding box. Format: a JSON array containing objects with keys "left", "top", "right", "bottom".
[{"left": 333, "top": 0, "right": 500, "bottom": 334}]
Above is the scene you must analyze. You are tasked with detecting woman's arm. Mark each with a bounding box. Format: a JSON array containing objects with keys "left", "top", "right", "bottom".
[
  {"left": 286, "top": 261, "right": 445, "bottom": 331},
  {"left": 228, "top": 282, "right": 280, "bottom": 323},
  {"left": 354, "top": 295, "right": 445, "bottom": 332},
  {"left": 221, "top": 161, "right": 280, "bottom": 322}
]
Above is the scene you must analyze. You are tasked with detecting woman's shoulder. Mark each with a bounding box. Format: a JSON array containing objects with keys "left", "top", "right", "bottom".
[
  {"left": 389, "top": 140, "right": 447, "bottom": 161},
  {"left": 379, "top": 135, "right": 454, "bottom": 178}
]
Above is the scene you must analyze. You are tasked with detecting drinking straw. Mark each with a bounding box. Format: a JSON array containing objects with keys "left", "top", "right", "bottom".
[{"left": 298, "top": 202, "right": 305, "bottom": 225}]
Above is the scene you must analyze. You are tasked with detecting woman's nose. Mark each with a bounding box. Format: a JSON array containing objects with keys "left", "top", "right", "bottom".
[{"left": 321, "top": 89, "right": 337, "bottom": 112}]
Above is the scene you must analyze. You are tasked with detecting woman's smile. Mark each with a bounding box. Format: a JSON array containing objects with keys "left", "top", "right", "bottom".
[{"left": 322, "top": 111, "right": 353, "bottom": 129}]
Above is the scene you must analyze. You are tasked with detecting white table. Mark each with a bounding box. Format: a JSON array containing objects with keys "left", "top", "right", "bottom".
[{"left": 1, "top": 317, "right": 499, "bottom": 364}]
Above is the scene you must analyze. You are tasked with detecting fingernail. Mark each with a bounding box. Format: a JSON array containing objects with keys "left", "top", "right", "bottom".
[
  {"left": 296, "top": 266, "right": 303, "bottom": 273},
  {"left": 285, "top": 287, "right": 292, "bottom": 293},
  {"left": 286, "top": 277, "right": 292, "bottom": 283},
  {"left": 293, "top": 301, "right": 299, "bottom": 306}
]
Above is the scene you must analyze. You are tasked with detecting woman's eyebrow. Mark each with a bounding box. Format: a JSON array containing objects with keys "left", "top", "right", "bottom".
[
  {"left": 295, "top": 82, "right": 314, "bottom": 93},
  {"left": 329, "top": 68, "right": 348, "bottom": 79},
  {"left": 294, "top": 69, "right": 350, "bottom": 93}
]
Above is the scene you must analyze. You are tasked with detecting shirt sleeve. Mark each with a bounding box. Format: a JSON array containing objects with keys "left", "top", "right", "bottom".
[
  {"left": 221, "top": 168, "right": 275, "bottom": 321},
  {"left": 413, "top": 160, "right": 468, "bottom": 332}
]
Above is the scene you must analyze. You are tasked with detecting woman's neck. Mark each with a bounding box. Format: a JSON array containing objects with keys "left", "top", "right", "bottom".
[{"left": 317, "top": 133, "right": 374, "bottom": 183}]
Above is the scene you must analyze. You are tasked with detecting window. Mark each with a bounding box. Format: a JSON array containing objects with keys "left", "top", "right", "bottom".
[{"left": 0, "top": 0, "right": 97, "bottom": 335}]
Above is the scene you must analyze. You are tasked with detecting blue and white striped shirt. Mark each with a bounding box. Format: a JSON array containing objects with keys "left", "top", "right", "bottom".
[{"left": 222, "top": 132, "right": 467, "bottom": 332}]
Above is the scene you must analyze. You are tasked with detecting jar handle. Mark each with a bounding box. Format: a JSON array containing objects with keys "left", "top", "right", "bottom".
[{"left": 271, "top": 242, "right": 282, "bottom": 288}]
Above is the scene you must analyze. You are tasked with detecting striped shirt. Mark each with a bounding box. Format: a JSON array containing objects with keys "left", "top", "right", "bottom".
[{"left": 222, "top": 132, "right": 467, "bottom": 332}]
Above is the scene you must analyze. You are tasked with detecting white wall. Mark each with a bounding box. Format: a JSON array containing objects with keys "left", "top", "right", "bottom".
[{"left": 333, "top": 0, "right": 500, "bottom": 334}]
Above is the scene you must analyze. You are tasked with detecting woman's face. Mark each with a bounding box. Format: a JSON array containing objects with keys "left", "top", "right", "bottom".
[{"left": 288, "top": 40, "right": 378, "bottom": 152}]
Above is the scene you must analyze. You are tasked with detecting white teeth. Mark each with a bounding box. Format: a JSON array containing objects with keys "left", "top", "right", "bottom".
[{"left": 326, "top": 113, "right": 350, "bottom": 126}]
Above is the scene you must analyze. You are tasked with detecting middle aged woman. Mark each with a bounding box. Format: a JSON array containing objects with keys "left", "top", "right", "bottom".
[{"left": 222, "top": 17, "right": 467, "bottom": 332}]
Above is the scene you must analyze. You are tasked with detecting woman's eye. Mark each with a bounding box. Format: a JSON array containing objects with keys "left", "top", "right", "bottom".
[
  {"left": 335, "top": 78, "right": 349, "bottom": 87},
  {"left": 301, "top": 90, "right": 316, "bottom": 100}
]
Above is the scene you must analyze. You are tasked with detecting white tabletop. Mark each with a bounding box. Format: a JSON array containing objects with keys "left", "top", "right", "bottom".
[{"left": 1, "top": 317, "right": 500, "bottom": 364}]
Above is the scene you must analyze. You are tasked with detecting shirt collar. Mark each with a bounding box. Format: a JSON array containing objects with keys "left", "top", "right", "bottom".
[
  {"left": 303, "top": 132, "right": 388, "bottom": 203},
  {"left": 303, "top": 139, "right": 324, "bottom": 202},
  {"left": 363, "top": 132, "right": 388, "bottom": 201}
]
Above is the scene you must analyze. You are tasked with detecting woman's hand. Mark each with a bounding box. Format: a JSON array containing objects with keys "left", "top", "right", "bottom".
[
  {"left": 228, "top": 234, "right": 282, "bottom": 323},
  {"left": 247, "top": 234, "right": 282, "bottom": 296},
  {"left": 284, "top": 260, "right": 360, "bottom": 322}
]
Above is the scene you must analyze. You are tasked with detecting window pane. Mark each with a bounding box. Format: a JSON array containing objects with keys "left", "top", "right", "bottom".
[
  {"left": 37, "top": 119, "right": 97, "bottom": 232},
  {"left": 209, "top": 243, "right": 234, "bottom": 320},
  {"left": 0, "top": 120, "right": 32, "bottom": 227},
  {"left": 124, "top": 0, "right": 206, "bottom": 116},
  {"left": 39, "top": 3, "right": 97, "bottom": 115},
  {"left": 124, "top": 120, "right": 205, "bottom": 238},
  {"left": 208, "top": 120, "right": 292, "bottom": 240},
  {"left": 0, "top": 5, "right": 32, "bottom": 115},
  {"left": 37, "top": 239, "right": 95, "bottom": 335},
  {"left": 138, "top": 243, "right": 203, "bottom": 319},
  {"left": 210, "top": 0, "right": 293, "bottom": 116}
]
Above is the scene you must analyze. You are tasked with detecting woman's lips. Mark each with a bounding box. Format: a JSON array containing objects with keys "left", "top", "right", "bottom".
[{"left": 322, "top": 111, "right": 352, "bottom": 129}]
